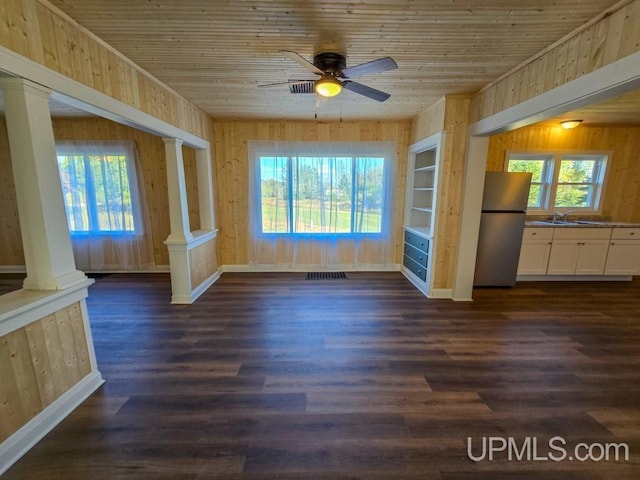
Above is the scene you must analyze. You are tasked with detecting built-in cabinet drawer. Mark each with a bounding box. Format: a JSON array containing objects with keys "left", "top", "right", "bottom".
[
  {"left": 404, "top": 230, "right": 429, "bottom": 251},
  {"left": 404, "top": 242, "right": 428, "bottom": 267},
  {"left": 522, "top": 228, "right": 553, "bottom": 241},
  {"left": 402, "top": 229, "right": 430, "bottom": 283},
  {"left": 611, "top": 228, "right": 640, "bottom": 240},
  {"left": 403, "top": 255, "right": 427, "bottom": 281}
]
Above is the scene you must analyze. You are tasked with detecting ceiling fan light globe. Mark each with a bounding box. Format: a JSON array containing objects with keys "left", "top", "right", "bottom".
[{"left": 315, "top": 76, "right": 342, "bottom": 97}]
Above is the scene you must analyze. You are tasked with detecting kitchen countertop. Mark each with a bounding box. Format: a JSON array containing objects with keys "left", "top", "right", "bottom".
[{"left": 525, "top": 221, "right": 640, "bottom": 228}]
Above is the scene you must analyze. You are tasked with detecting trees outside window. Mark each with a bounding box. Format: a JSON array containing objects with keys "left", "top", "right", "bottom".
[{"left": 506, "top": 151, "right": 608, "bottom": 213}]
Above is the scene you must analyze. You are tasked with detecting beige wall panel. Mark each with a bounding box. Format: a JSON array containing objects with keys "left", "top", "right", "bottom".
[
  {"left": 0, "top": 334, "right": 27, "bottom": 442},
  {"left": 411, "top": 97, "right": 446, "bottom": 143},
  {"left": 40, "top": 313, "right": 71, "bottom": 398},
  {"left": 23, "top": 320, "right": 56, "bottom": 407},
  {"left": 6, "top": 329, "right": 42, "bottom": 422},
  {"left": 471, "top": 0, "right": 640, "bottom": 122},
  {"left": 0, "top": 302, "right": 91, "bottom": 443},
  {"left": 182, "top": 145, "right": 201, "bottom": 232},
  {"left": 213, "top": 120, "right": 411, "bottom": 266},
  {"left": 0, "top": 118, "right": 23, "bottom": 265},
  {"left": 486, "top": 124, "right": 640, "bottom": 223},
  {"left": 66, "top": 302, "right": 91, "bottom": 379},
  {"left": 189, "top": 237, "right": 218, "bottom": 289},
  {"left": 433, "top": 96, "right": 471, "bottom": 290}
]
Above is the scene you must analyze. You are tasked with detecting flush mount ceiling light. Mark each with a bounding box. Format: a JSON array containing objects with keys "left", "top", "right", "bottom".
[
  {"left": 315, "top": 75, "right": 342, "bottom": 98},
  {"left": 560, "top": 119, "right": 583, "bottom": 129}
]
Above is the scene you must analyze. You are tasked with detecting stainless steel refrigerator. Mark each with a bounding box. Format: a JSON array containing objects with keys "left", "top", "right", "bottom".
[{"left": 473, "top": 172, "right": 532, "bottom": 287}]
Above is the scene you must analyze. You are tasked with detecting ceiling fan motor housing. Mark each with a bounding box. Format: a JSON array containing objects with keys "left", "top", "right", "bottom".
[{"left": 313, "top": 52, "right": 346, "bottom": 75}]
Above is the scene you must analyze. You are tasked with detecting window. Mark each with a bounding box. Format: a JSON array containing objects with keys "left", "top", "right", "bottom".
[
  {"left": 250, "top": 141, "right": 394, "bottom": 236},
  {"left": 56, "top": 140, "right": 143, "bottom": 235},
  {"left": 506, "top": 151, "right": 608, "bottom": 213}
]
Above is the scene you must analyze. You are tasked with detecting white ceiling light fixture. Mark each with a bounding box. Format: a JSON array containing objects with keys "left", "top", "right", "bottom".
[
  {"left": 560, "top": 119, "right": 583, "bottom": 129},
  {"left": 314, "top": 75, "right": 343, "bottom": 98}
]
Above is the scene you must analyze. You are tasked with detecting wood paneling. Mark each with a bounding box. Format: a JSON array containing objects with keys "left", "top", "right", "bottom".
[
  {"left": 471, "top": 0, "right": 640, "bottom": 122},
  {"left": 0, "top": 118, "right": 23, "bottom": 266},
  {"left": 189, "top": 238, "right": 218, "bottom": 289},
  {"left": 411, "top": 97, "right": 446, "bottom": 143},
  {"left": 434, "top": 96, "right": 471, "bottom": 289},
  {"left": 182, "top": 145, "right": 201, "bottom": 232},
  {"left": 486, "top": 124, "right": 640, "bottom": 222},
  {"left": 0, "top": 0, "right": 211, "bottom": 138},
  {"left": 38, "top": 0, "right": 621, "bottom": 122},
  {"left": 0, "top": 301, "right": 90, "bottom": 443},
  {"left": 3, "top": 272, "right": 640, "bottom": 478},
  {"left": 212, "top": 120, "right": 411, "bottom": 266}
]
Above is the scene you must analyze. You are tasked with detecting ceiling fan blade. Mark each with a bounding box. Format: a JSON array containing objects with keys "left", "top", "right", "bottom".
[
  {"left": 342, "top": 81, "right": 390, "bottom": 102},
  {"left": 280, "top": 50, "right": 324, "bottom": 75},
  {"left": 258, "top": 79, "right": 314, "bottom": 88},
  {"left": 341, "top": 57, "right": 397, "bottom": 78}
]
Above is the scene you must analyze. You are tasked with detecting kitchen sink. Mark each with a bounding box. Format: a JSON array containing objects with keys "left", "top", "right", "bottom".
[{"left": 531, "top": 220, "right": 579, "bottom": 226}]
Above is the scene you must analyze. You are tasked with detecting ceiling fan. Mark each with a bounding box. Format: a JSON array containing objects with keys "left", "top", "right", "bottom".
[{"left": 259, "top": 51, "right": 397, "bottom": 102}]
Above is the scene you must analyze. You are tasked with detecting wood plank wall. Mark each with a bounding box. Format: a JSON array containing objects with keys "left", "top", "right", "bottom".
[
  {"left": 486, "top": 124, "right": 640, "bottom": 223},
  {"left": 0, "top": 118, "right": 22, "bottom": 266},
  {"left": 0, "top": 301, "right": 91, "bottom": 443},
  {"left": 212, "top": 120, "right": 412, "bottom": 266},
  {"left": 0, "top": 116, "right": 201, "bottom": 268},
  {"left": 411, "top": 97, "right": 446, "bottom": 141},
  {"left": 0, "top": 0, "right": 212, "bottom": 140},
  {"left": 471, "top": 0, "right": 640, "bottom": 122},
  {"left": 189, "top": 238, "right": 218, "bottom": 289},
  {"left": 435, "top": 96, "right": 471, "bottom": 290}
]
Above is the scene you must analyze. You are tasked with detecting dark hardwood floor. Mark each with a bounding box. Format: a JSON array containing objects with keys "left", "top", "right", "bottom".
[{"left": 2, "top": 272, "right": 640, "bottom": 479}]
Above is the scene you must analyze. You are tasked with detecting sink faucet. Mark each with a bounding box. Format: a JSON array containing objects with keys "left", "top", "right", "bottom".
[
  {"left": 550, "top": 211, "right": 575, "bottom": 223},
  {"left": 560, "top": 210, "right": 575, "bottom": 222}
]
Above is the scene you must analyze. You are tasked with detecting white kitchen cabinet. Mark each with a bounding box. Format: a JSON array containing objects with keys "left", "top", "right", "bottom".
[
  {"left": 546, "top": 228, "right": 611, "bottom": 275},
  {"left": 604, "top": 228, "right": 640, "bottom": 275},
  {"left": 517, "top": 228, "right": 553, "bottom": 275}
]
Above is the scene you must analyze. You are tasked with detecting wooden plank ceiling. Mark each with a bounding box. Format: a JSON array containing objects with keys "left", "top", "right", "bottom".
[{"left": 44, "top": 0, "right": 628, "bottom": 121}]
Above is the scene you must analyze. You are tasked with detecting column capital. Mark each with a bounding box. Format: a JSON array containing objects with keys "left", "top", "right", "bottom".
[
  {"left": 0, "top": 77, "right": 52, "bottom": 98},
  {"left": 162, "top": 137, "right": 184, "bottom": 148}
]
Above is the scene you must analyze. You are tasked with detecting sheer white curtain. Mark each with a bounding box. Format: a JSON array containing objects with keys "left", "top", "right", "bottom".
[
  {"left": 247, "top": 140, "right": 397, "bottom": 270},
  {"left": 56, "top": 140, "right": 154, "bottom": 271}
]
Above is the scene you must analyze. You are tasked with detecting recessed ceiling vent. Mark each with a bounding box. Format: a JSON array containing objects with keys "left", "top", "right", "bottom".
[{"left": 289, "top": 81, "right": 315, "bottom": 94}]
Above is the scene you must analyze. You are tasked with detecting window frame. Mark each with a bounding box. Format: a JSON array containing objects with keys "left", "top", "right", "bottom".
[
  {"left": 249, "top": 141, "right": 395, "bottom": 238},
  {"left": 504, "top": 150, "right": 610, "bottom": 214},
  {"left": 56, "top": 140, "right": 144, "bottom": 236}
]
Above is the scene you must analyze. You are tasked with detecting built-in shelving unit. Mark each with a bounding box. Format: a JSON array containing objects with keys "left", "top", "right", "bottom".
[{"left": 402, "top": 132, "right": 444, "bottom": 297}]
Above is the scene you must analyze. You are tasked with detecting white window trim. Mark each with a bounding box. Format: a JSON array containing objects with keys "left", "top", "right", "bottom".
[
  {"left": 56, "top": 140, "right": 145, "bottom": 236},
  {"left": 504, "top": 149, "right": 611, "bottom": 214},
  {"left": 248, "top": 140, "right": 396, "bottom": 238}
]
